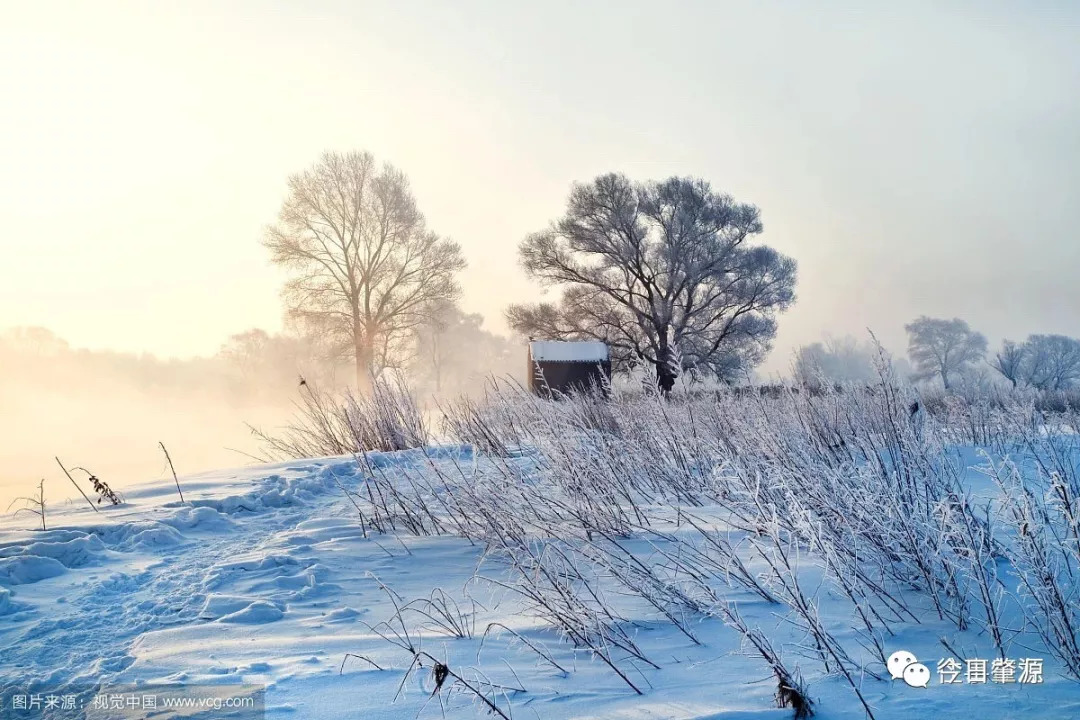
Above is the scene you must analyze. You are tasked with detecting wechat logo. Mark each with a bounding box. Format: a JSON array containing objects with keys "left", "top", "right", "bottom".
[{"left": 888, "top": 650, "right": 930, "bottom": 688}]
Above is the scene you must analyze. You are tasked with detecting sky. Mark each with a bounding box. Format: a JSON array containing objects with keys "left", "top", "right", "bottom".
[{"left": 1, "top": 0, "right": 1078, "bottom": 375}]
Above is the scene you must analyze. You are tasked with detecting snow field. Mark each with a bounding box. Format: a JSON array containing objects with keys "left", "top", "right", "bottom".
[{"left": 2, "top": 382, "right": 1080, "bottom": 719}]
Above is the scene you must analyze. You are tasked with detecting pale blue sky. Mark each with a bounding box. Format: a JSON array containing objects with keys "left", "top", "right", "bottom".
[{"left": 1, "top": 0, "right": 1077, "bottom": 372}]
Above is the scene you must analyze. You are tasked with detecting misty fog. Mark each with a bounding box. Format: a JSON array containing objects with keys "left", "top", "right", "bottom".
[{"left": 0, "top": 322, "right": 522, "bottom": 512}]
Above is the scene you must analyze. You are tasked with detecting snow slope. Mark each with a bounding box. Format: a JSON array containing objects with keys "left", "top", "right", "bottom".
[{"left": 1, "top": 447, "right": 1078, "bottom": 719}]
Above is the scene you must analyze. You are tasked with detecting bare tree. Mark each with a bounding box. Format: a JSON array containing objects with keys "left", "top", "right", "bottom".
[
  {"left": 263, "top": 151, "right": 465, "bottom": 394},
  {"left": 1024, "top": 334, "right": 1080, "bottom": 391},
  {"left": 989, "top": 340, "right": 1028, "bottom": 389},
  {"left": 904, "top": 316, "right": 987, "bottom": 389},
  {"left": 507, "top": 173, "right": 796, "bottom": 391}
]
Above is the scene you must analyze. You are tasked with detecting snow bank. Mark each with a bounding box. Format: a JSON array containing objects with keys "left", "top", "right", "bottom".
[
  {"left": 160, "top": 505, "right": 236, "bottom": 532},
  {"left": 16, "top": 535, "right": 106, "bottom": 568},
  {"left": 218, "top": 600, "right": 284, "bottom": 624},
  {"left": 0, "top": 555, "right": 68, "bottom": 585},
  {"left": 200, "top": 594, "right": 269, "bottom": 620}
]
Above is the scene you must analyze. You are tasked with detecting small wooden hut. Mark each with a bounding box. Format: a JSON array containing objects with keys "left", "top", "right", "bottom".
[{"left": 527, "top": 340, "right": 611, "bottom": 396}]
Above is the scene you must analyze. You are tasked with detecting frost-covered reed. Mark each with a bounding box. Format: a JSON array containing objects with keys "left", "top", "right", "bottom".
[{"left": 321, "top": 364, "right": 1078, "bottom": 717}]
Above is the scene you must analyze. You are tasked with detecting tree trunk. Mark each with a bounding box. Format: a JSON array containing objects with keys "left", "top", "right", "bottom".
[
  {"left": 354, "top": 325, "right": 373, "bottom": 396},
  {"left": 433, "top": 335, "right": 442, "bottom": 393},
  {"left": 657, "top": 362, "right": 677, "bottom": 395},
  {"left": 656, "top": 328, "right": 676, "bottom": 395}
]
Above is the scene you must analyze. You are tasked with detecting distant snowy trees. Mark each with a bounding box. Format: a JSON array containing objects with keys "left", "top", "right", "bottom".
[
  {"left": 990, "top": 334, "right": 1080, "bottom": 390},
  {"left": 507, "top": 173, "right": 797, "bottom": 391},
  {"left": 263, "top": 151, "right": 466, "bottom": 394},
  {"left": 410, "top": 301, "right": 519, "bottom": 397},
  {"left": 793, "top": 336, "right": 877, "bottom": 387},
  {"left": 901, "top": 318, "right": 1078, "bottom": 392},
  {"left": 218, "top": 327, "right": 352, "bottom": 395},
  {"left": 904, "top": 316, "right": 987, "bottom": 389}
]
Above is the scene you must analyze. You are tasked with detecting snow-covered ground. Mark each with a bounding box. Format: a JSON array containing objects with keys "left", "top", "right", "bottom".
[{"left": 1, "top": 444, "right": 1078, "bottom": 719}]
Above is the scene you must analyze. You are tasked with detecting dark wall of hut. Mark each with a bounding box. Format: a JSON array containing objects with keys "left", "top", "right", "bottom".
[{"left": 528, "top": 360, "right": 612, "bottom": 397}]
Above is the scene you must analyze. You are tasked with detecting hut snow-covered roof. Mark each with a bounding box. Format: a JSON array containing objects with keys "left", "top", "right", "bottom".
[{"left": 528, "top": 341, "right": 609, "bottom": 363}]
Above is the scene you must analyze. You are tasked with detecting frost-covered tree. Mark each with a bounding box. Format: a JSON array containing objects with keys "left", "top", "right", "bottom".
[
  {"left": 507, "top": 173, "right": 797, "bottom": 391},
  {"left": 905, "top": 316, "right": 987, "bottom": 389},
  {"left": 263, "top": 151, "right": 466, "bottom": 394},
  {"left": 990, "top": 340, "right": 1028, "bottom": 388},
  {"left": 988, "top": 335, "right": 1080, "bottom": 391},
  {"left": 1024, "top": 334, "right": 1080, "bottom": 391}
]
